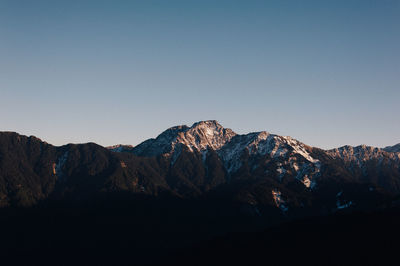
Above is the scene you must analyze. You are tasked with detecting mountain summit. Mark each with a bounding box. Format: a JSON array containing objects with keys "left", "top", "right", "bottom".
[{"left": 132, "top": 120, "right": 237, "bottom": 156}]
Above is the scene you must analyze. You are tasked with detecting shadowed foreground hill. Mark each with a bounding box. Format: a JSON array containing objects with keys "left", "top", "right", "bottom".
[
  {"left": 165, "top": 207, "right": 400, "bottom": 266},
  {"left": 0, "top": 204, "right": 399, "bottom": 266}
]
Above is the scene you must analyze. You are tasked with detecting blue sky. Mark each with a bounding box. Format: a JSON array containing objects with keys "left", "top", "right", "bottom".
[{"left": 1, "top": 0, "right": 399, "bottom": 149}]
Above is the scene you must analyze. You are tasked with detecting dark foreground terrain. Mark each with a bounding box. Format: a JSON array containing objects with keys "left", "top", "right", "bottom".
[
  {"left": 0, "top": 201, "right": 399, "bottom": 266},
  {"left": 169, "top": 207, "right": 400, "bottom": 266}
]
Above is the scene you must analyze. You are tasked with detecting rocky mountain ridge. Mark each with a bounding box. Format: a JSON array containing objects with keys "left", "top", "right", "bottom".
[
  {"left": 110, "top": 120, "right": 399, "bottom": 192},
  {"left": 384, "top": 143, "right": 400, "bottom": 153},
  {"left": 110, "top": 120, "right": 399, "bottom": 169},
  {"left": 0, "top": 121, "right": 399, "bottom": 218}
]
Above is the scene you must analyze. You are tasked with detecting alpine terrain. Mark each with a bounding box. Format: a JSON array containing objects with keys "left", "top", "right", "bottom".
[{"left": 0, "top": 120, "right": 399, "bottom": 265}]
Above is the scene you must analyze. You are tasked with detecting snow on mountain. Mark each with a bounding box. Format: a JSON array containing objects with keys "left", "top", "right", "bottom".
[
  {"left": 108, "top": 120, "right": 399, "bottom": 190},
  {"left": 55, "top": 151, "right": 68, "bottom": 181},
  {"left": 327, "top": 145, "right": 400, "bottom": 189},
  {"left": 218, "top": 131, "right": 321, "bottom": 187},
  {"left": 327, "top": 145, "right": 400, "bottom": 166},
  {"left": 115, "top": 120, "right": 322, "bottom": 188},
  {"left": 132, "top": 120, "right": 236, "bottom": 157},
  {"left": 106, "top": 144, "right": 134, "bottom": 152},
  {"left": 131, "top": 121, "right": 319, "bottom": 164}
]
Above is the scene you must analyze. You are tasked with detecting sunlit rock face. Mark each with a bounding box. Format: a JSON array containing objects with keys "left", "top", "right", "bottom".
[
  {"left": 128, "top": 121, "right": 322, "bottom": 189},
  {"left": 132, "top": 120, "right": 236, "bottom": 157},
  {"left": 327, "top": 145, "right": 400, "bottom": 165}
]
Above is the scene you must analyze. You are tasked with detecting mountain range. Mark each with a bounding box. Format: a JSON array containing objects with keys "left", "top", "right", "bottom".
[
  {"left": 2, "top": 120, "right": 399, "bottom": 207},
  {"left": 0, "top": 120, "right": 399, "bottom": 265}
]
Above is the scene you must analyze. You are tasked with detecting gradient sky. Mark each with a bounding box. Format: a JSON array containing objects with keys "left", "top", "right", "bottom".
[{"left": 1, "top": 0, "right": 399, "bottom": 149}]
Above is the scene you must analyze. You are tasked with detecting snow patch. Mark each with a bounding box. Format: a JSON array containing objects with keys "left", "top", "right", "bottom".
[
  {"left": 291, "top": 162, "right": 300, "bottom": 172},
  {"left": 281, "top": 136, "right": 319, "bottom": 163},
  {"left": 301, "top": 175, "right": 312, "bottom": 188},
  {"left": 276, "top": 167, "right": 286, "bottom": 181},
  {"left": 202, "top": 150, "right": 208, "bottom": 163},
  {"left": 337, "top": 200, "right": 352, "bottom": 209},
  {"left": 55, "top": 152, "right": 68, "bottom": 181},
  {"left": 295, "top": 162, "right": 320, "bottom": 189}
]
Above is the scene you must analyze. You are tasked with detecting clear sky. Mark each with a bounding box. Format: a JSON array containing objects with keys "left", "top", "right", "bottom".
[{"left": 1, "top": 0, "right": 399, "bottom": 149}]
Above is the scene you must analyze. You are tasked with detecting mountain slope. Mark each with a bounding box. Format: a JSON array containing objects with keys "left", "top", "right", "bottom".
[
  {"left": 327, "top": 145, "right": 400, "bottom": 192},
  {"left": 0, "top": 121, "right": 399, "bottom": 217},
  {"left": 0, "top": 132, "right": 57, "bottom": 206},
  {"left": 384, "top": 143, "right": 400, "bottom": 153}
]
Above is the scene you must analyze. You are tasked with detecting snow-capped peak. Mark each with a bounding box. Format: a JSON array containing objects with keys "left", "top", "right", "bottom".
[
  {"left": 109, "top": 120, "right": 326, "bottom": 188},
  {"left": 175, "top": 120, "right": 237, "bottom": 152},
  {"left": 132, "top": 120, "right": 237, "bottom": 156}
]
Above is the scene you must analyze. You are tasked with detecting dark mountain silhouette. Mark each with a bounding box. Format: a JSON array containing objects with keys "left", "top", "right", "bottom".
[{"left": 384, "top": 143, "right": 400, "bottom": 153}]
